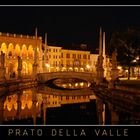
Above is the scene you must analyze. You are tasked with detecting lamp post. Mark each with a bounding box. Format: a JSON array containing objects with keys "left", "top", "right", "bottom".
[
  {"left": 45, "top": 63, "right": 50, "bottom": 72},
  {"left": 132, "top": 56, "right": 140, "bottom": 79},
  {"left": 86, "top": 64, "right": 90, "bottom": 72},
  {"left": 136, "top": 56, "right": 140, "bottom": 79}
]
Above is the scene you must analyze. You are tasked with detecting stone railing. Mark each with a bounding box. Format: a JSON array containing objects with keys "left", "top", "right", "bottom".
[
  {"left": 37, "top": 72, "right": 96, "bottom": 83},
  {"left": 0, "top": 79, "right": 37, "bottom": 97},
  {"left": 91, "top": 85, "right": 140, "bottom": 118},
  {"left": 0, "top": 32, "right": 42, "bottom": 40}
]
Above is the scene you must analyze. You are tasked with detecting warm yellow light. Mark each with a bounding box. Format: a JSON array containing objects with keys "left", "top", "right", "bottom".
[
  {"left": 117, "top": 66, "right": 122, "bottom": 70},
  {"left": 69, "top": 67, "right": 73, "bottom": 70},
  {"left": 80, "top": 82, "right": 84, "bottom": 86},
  {"left": 133, "top": 59, "right": 137, "bottom": 63},
  {"left": 86, "top": 65, "right": 90, "bottom": 69},
  {"left": 45, "top": 63, "right": 50, "bottom": 67},
  {"left": 125, "top": 70, "right": 128, "bottom": 72},
  {"left": 68, "top": 83, "right": 72, "bottom": 87},
  {"left": 61, "top": 67, "right": 66, "bottom": 71},
  {"left": 75, "top": 83, "right": 78, "bottom": 87},
  {"left": 62, "top": 84, "right": 67, "bottom": 88},
  {"left": 136, "top": 56, "right": 139, "bottom": 60}
]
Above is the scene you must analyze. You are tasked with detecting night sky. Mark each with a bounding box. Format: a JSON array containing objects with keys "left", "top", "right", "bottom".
[{"left": 0, "top": 6, "right": 140, "bottom": 51}]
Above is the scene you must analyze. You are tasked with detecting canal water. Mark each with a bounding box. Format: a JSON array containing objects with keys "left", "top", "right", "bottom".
[
  {"left": 2, "top": 78, "right": 98, "bottom": 125},
  {"left": 1, "top": 78, "right": 140, "bottom": 125}
]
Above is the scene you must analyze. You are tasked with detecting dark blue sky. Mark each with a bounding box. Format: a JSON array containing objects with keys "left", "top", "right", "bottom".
[{"left": 0, "top": 6, "right": 140, "bottom": 50}]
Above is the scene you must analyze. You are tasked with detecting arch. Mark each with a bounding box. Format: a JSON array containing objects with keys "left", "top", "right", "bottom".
[
  {"left": 8, "top": 43, "right": 14, "bottom": 57},
  {"left": 28, "top": 63, "right": 33, "bottom": 75},
  {"left": 28, "top": 45, "right": 33, "bottom": 59},
  {"left": 21, "top": 90, "right": 32, "bottom": 110},
  {"left": 22, "top": 61, "right": 28, "bottom": 75},
  {"left": 21, "top": 44, "right": 27, "bottom": 58},
  {"left": 1, "top": 43, "right": 7, "bottom": 54},
  {"left": 13, "top": 61, "right": 18, "bottom": 76},
  {"left": 8, "top": 62, "right": 14, "bottom": 77},
  {"left": 15, "top": 44, "right": 21, "bottom": 57},
  {"left": 4, "top": 95, "right": 17, "bottom": 111}
]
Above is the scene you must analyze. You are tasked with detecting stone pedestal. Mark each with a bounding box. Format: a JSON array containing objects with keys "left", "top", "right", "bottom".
[
  {"left": 17, "top": 56, "right": 22, "bottom": 79},
  {"left": 111, "top": 68, "right": 119, "bottom": 81},
  {"left": 32, "top": 63, "right": 38, "bottom": 79},
  {"left": 96, "top": 67, "right": 104, "bottom": 85},
  {"left": 17, "top": 69, "right": 22, "bottom": 79},
  {"left": 108, "top": 68, "right": 119, "bottom": 89},
  {"left": 108, "top": 80, "right": 114, "bottom": 89},
  {"left": 0, "top": 68, "right": 6, "bottom": 80}
]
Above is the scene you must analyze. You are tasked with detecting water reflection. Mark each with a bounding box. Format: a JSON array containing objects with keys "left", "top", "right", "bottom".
[
  {"left": 53, "top": 78, "right": 91, "bottom": 89},
  {"left": 1, "top": 79, "right": 139, "bottom": 125},
  {"left": 2, "top": 86, "right": 96, "bottom": 124}
]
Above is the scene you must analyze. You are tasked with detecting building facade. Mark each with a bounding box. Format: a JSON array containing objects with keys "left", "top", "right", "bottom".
[
  {"left": 0, "top": 30, "right": 111, "bottom": 79},
  {"left": 0, "top": 32, "right": 43, "bottom": 79}
]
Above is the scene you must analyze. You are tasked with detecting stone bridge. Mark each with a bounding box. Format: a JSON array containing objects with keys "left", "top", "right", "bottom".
[{"left": 37, "top": 72, "right": 96, "bottom": 83}]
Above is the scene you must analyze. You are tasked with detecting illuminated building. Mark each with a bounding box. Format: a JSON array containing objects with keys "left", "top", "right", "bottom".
[
  {"left": 0, "top": 31, "right": 43, "bottom": 78},
  {"left": 46, "top": 46, "right": 62, "bottom": 72},
  {"left": 0, "top": 29, "right": 111, "bottom": 79}
]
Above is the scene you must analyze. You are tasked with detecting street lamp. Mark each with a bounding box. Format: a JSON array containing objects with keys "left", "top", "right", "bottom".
[
  {"left": 136, "top": 56, "right": 140, "bottom": 79},
  {"left": 45, "top": 63, "right": 50, "bottom": 72},
  {"left": 132, "top": 56, "right": 140, "bottom": 79},
  {"left": 86, "top": 64, "right": 90, "bottom": 71}
]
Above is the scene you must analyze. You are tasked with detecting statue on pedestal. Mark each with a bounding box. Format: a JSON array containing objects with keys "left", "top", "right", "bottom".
[
  {"left": 0, "top": 51, "right": 5, "bottom": 68},
  {"left": 96, "top": 55, "right": 104, "bottom": 68},
  {"left": 18, "top": 56, "right": 22, "bottom": 70},
  {"left": 112, "top": 49, "right": 117, "bottom": 69}
]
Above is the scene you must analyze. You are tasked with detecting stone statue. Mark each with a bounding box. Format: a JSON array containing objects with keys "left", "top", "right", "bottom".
[
  {"left": 0, "top": 51, "right": 5, "bottom": 68},
  {"left": 112, "top": 49, "right": 117, "bottom": 69},
  {"left": 96, "top": 55, "right": 104, "bottom": 68},
  {"left": 18, "top": 56, "right": 22, "bottom": 70}
]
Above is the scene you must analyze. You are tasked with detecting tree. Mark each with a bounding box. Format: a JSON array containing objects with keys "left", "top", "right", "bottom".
[{"left": 107, "top": 28, "right": 140, "bottom": 80}]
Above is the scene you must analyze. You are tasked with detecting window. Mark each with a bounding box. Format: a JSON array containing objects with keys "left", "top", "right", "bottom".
[
  {"left": 53, "top": 61, "right": 55, "bottom": 66},
  {"left": 66, "top": 53, "right": 70, "bottom": 58},
  {"left": 61, "top": 53, "right": 63, "bottom": 58},
  {"left": 72, "top": 96, "right": 75, "bottom": 99},
  {"left": 78, "top": 54, "right": 81, "bottom": 59},
  {"left": 73, "top": 54, "right": 76, "bottom": 58},
  {"left": 83, "top": 54, "right": 87, "bottom": 59}
]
